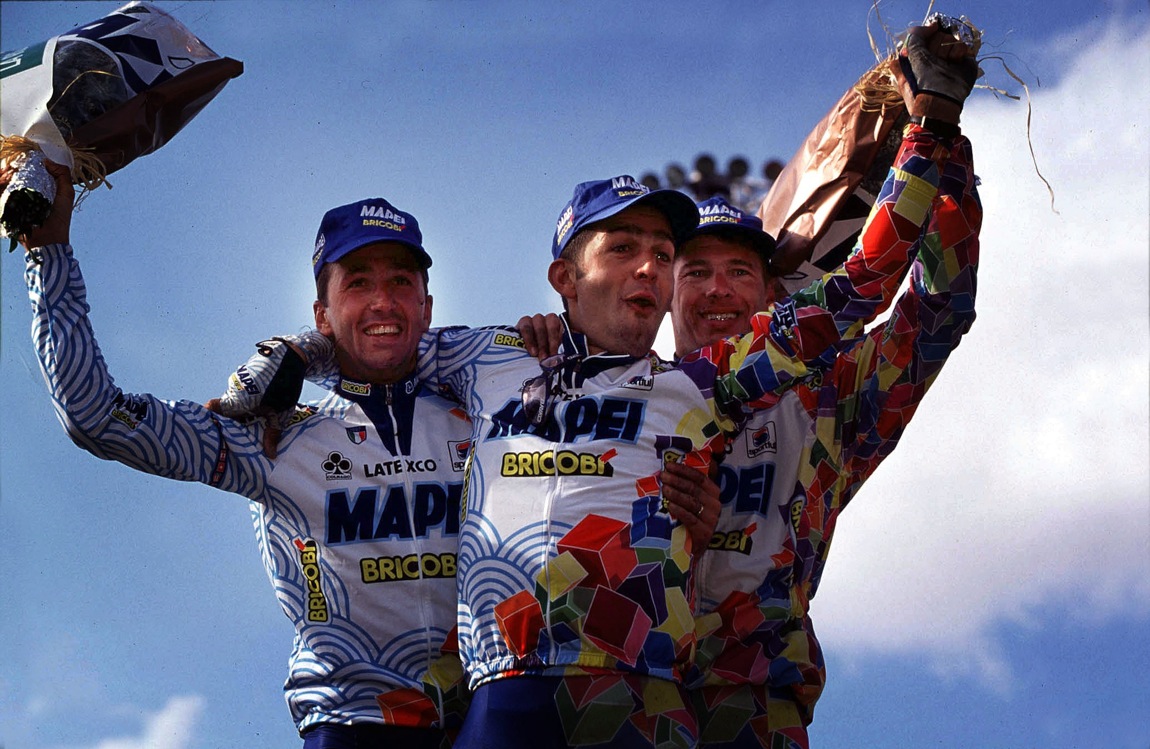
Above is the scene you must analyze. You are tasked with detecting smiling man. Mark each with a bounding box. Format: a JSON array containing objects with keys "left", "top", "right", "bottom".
[
  {"left": 669, "top": 179, "right": 980, "bottom": 749},
  {"left": 219, "top": 21, "right": 982, "bottom": 746},
  {"left": 238, "top": 145, "right": 963, "bottom": 747},
  {"left": 20, "top": 189, "right": 475, "bottom": 749},
  {"left": 670, "top": 196, "right": 779, "bottom": 348}
]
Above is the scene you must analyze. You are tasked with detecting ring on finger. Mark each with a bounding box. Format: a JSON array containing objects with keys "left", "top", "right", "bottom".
[{"left": 694, "top": 502, "right": 703, "bottom": 516}]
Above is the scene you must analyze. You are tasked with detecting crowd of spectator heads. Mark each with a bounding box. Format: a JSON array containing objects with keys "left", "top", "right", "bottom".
[{"left": 641, "top": 155, "right": 786, "bottom": 214}]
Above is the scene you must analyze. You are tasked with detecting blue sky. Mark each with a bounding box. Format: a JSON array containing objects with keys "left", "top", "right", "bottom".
[{"left": 1, "top": 1, "right": 1147, "bottom": 748}]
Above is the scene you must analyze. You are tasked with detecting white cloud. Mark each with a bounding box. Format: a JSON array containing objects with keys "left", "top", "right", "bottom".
[
  {"left": 42, "top": 696, "right": 207, "bottom": 749},
  {"left": 90, "top": 696, "right": 205, "bottom": 749},
  {"left": 811, "top": 21, "right": 1150, "bottom": 687}
]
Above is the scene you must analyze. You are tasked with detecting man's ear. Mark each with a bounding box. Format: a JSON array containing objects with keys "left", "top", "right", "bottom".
[
  {"left": 548, "top": 259, "right": 577, "bottom": 302},
  {"left": 314, "top": 300, "right": 333, "bottom": 336},
  {"left": 422, "top": 293, "right": 433, "bottom": 331}
]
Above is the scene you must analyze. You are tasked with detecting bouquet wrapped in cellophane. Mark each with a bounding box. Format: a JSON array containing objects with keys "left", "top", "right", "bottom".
[
  {"left": 0, "top": 1, "right": 243, "bottom": 246},
  {"left": 759, "top": 13, "right": 982, "bottom": 293}
]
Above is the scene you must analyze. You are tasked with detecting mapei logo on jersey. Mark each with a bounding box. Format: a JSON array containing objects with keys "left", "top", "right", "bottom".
[
  {"left": 347, "top": 426, "right": 368, "bottom": 445},
  {"left": 295, "top": 538, "right": 329, "bottom": 622},
  {"left": 229, "top": 365, "right": 260, "bottom": 395},
  {"left": 449, "top": 440, "right": 470, "bottom": 472},
  {"left": 487, "top": 395, "right": 646, "bottom": 443},
  {"left": 717, "top": 461, "right": 776, "bottom": 516},
  {"left": 501, "top": 448, "right": 617, "bottom": 477},
  {"left": 326, "top": 482, "right": 463, "bottom": 545},
  {"left": 746, "top": 421, "right": 778, "bottom": 458},
  {"left": 323, "top": 451, "right": 353, "bottom": 481},
  {"left": 109, "top": 393, "right": 148, "bottom": 430},
  {"left": 708, "top": 523, "right": 757, "bottom": 555},
  {"left": 621, "top": 374, "right": 654, "bottom": 391},
  {"left": 492, "top": 332, "right": 526, "bottom": 349},
  {"left": 340, "top": 380, "right": 371, "bottom": 397}
]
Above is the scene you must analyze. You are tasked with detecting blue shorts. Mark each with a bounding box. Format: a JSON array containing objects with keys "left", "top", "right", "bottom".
[
  {"left": 301, "top": 723, "right": 448, "bottom": 749},
  {"left": 453, "top": 675, "right": 698, "bottom": 749}
]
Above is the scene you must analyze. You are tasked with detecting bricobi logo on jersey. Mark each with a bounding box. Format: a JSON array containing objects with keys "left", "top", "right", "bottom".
[
  {"left": 501, "top": 448, "right": 617, "bottom": 477},
  {"left": 340, "top": 380, "right": 371, "bottom": 397},
  {"left": 323, "top": 451, "right": 353, "bottom": 480},
  {"left": 745, "top": 421, "right": 778, "bottom": 458},
  {"left": 289, "top": 406, "right": 317, "bottom": 426},
  {"left": 325, "top": 482, "right": 463, "bottom": 546},
  {"left": 492, "top": 332, "right": 526, "bottom": 349},
  {"left": 709, "top": 523, "right": 756, "bottom": 555},
  {"left": 360, "top": 552, "right": 457, "bottom": 584},
  {"left": 295, "top": 539, "right": 330, "bottom": 622},
  {"left": 486, "top": 394, "right": 646, "bottom": 444}
]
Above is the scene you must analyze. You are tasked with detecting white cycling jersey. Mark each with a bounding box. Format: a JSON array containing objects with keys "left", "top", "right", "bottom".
[{"left": 25, "top": 244, "right": 472, "bottom": 735}]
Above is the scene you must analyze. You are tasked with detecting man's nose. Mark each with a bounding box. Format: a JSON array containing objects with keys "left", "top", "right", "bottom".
[
  {"left": 634, "top": 248, "right": 662, "bottom": 279},
  {"left": 368, "top": 290, "right": 396, "bottom": 312},
  {"left": 707, "top": 273, "right": 733, "bottom": 297}
]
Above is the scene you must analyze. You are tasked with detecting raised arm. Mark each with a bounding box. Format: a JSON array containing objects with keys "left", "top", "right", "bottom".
[
  {"left": 679, "top": 20, "right": 979, "bottom": 425},
  {"left": 836, "top": 130, "right": 980, "bottom": 497},
  {"left": 21, "top": 165, "right": 269, "bottom": 496}
]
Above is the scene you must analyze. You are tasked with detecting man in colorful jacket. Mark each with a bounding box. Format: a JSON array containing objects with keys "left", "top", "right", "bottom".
[{"left": 674, "top": 149, "right": 978, "bottom": 748}]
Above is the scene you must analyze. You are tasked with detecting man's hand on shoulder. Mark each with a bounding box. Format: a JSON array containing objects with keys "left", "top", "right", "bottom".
[
  {"left": 207, "top": 337, "right": 310, "bottom": 458},
  {"left": 516, "top": 313, "right": 564, "bottom": 360}
]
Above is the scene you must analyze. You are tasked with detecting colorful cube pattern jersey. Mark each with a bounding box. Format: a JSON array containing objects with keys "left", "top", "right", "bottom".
[{"left": 682, "top": 129, "right": 980, "bottom": 748}]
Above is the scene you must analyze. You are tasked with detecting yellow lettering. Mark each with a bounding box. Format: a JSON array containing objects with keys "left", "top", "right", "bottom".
[
  {"left": 502, "top": 452, "right": 519, "bottom": 476},
  {"left": 556, "top": 451, "right": 578, "bottom": 474},
  {"left": 359, "top": 554, "right": 458, "bottom": 584}
]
